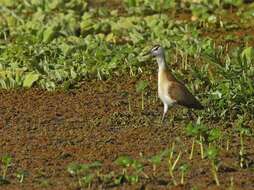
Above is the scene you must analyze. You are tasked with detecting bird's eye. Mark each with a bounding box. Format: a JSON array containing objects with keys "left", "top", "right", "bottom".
[{"left": 152, "top": 46, "right": 159, "bottom": 51}]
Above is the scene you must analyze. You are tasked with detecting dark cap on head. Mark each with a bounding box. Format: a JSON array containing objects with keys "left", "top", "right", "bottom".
[{"left": 150, "top": 45, "right": 164, "bottom": 57}]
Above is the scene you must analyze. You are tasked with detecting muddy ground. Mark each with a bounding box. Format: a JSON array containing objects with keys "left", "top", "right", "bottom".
[
  {"left": 0, "top": 74, "right": 254, "bottom": 190},
  {"left": 1, "top": 1, "right": 254, "bottom": 190}
]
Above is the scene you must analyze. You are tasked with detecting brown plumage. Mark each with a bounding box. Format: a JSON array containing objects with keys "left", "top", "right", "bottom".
[
  {"left": 169, "top": 81, "right": 204, "bottom": 109},
  {"left": 150, "top": 45, "right": 203, "bottom": 122}
]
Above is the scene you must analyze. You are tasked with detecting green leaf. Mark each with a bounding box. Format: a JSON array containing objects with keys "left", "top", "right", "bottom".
[
  {"left": 43, "top": 25, "right": 59, "bottom": 43},
  {"left": 16, "top": 170, "right": 28, "bottom": 183},
  {"left": 206, "top": 147, "right": 219, "bottom": 160},
  {"left": 1, "top": 155, "right": 12, "bottom": 167},
  {"left": 149, "top": 154, "right": 163, "bottom": 166},
  {"left": 241, "top": 47, "right": 254, "bottom": 63},
  {"left": 67, "top": 163, "right": 83, "bottom": 176},
  {"left": 208, "top": 128, "right": 222, "bottom": 142},
  {"left": 115, "top": 155, "right": 133, "bottom": 168},
  {"left": 126, "top": 174, "right": 139, "bottom": 184},
  {"left": 114, "top": 175, "right": 124, "bottom": 185},
  {"left": 124, "top": 0, "right": 138, "bottom": 7},
  {"left": 185, "top": 122, "right": 199, "bottom": 136},
  {"left": 89, "top": 161, "right": 102, "bottom": 169},
  {"left": 132, "top": 160, "right": 143, "bottom": 171},
  {"left": 81, "top": 174, "right": 94, "bottom": 186},
  {"left": 149, "top": 148, "right": 170, "bottom": 166},
  {"left": 136, "top": 80, "right": 149, "bottom": 93},
  {"left": 23, "top": 72, "right": 40, "bottom": 88},
  {"left": 179, "top": 163, "right": 189, "bottom": 173},
  {"left": 224, "top": 0, "right": 242, "bottom": 6},
  {"left": 1, "top": 0, "right": 16, "bottom": 6},
  {"left": 80, "top": 12, "right": 93, "bottom": 33},
  {"left": 0, "top": 79, "right": 7, "bottom": 89}
]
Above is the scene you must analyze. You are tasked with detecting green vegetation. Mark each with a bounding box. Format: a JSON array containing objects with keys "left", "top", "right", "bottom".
[
  {"left": 179, "top": 163, "right": 189, "bottom": 185},
  {"left": 1, "top": 0, "right": 254, "bottom": 189},
  {"left": 206, "top": 146, "right": 220, "bottom": 186},
  {"left": 0, "top": 155, "right": 29, "bottom": 185},
  {"left": 0, "top": 155, "right": 12, "bottom": 185},
  {"left": 16, "top": 170, "right": 28, "bottom": 183},
  {"left": 67, "top": 161, "right": 102, "bottom": 188},
  {"left": 0, "top": 0, "right": 253, "bottom": 123},
  {"left": 167, "top": 143, "right": 182, "bottom": 186},
  {"left": 136, "top": 80, "right": 149, "bottom": 110},
  {"left": 148, "top": 148, "right": 170, "bottom": 177},
  {"left": 114, "top": 155, "right": 145, "bottom": 184}
]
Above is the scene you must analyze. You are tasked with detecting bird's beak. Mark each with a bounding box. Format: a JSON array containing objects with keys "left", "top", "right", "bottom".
[
  {"left": 143, "top": 52, "right": 150, "bottom": 56},
  {"left": 143, "top": 50, "right": 151, "bottom": 56}
]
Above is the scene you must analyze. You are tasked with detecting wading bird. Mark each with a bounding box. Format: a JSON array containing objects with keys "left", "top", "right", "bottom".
[{"left": 149, "top": 45, "right": 203, "bottom": 122}]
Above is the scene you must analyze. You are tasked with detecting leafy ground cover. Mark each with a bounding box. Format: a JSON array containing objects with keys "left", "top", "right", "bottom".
[{"left": 0, "top": 0, "right": 254, "bottom": 189}]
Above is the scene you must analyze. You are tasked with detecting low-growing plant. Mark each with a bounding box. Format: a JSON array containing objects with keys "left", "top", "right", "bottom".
[
  {"left": 114, "top": 155, "right": 145, "bottom": 185},
  {"left": 185, "top": 123, "right": 197, "bottom": 160},
  {"left": 168, "top": 143, "right": 182, "bottom": 186},
  {"left": 206, "top": 146, "right": 220, "bottom": 186},
  {"left": 1, "top": 155, "right": 12, "bottom": 181},
  {"left": 67, "top": 161, "right": 102, "bottom": 188},
  {"left": 179, "top": 163, "right": 190, "bottom": 185},
  {"left": 208, "top": 128, "right": 222, "bottom": 146},
  {"left": 136, "top": 80, "right": 149, "bottom": 110},
  {"left": 148, "top": 148, "right": 170, "bottom": 177},
  {"left": 185, "top": 119, "right": 208, "bottom": 160},
  {"left": 235, "top": 116, "right": 252, "bottom": 168},
  {"left": 16, "top": 170, "right": 28, "bottom": 183},
  {"left": 123, "top": 0, "right": 176, "bottom": 14}
]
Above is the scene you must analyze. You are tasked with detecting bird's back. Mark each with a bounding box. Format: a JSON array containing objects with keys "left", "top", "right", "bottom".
[
  {"left": 169, "top": 81, "right": 204, "bottom": 109},
  {"left": 159, "top": 67, "right": 203, "bottom": 110}
]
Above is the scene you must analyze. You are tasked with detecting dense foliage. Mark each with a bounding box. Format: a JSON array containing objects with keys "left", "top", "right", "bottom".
[{"left": 0, "top": 0, "right": 253, "bottom": 121}]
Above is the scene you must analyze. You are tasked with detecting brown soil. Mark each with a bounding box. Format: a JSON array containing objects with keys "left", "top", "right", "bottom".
[
  {"left": 0, "top": 75, "right": 254, "bottom": 190},
  {"left": 1, "top": 1, "right": 254, "bottom": 189}
]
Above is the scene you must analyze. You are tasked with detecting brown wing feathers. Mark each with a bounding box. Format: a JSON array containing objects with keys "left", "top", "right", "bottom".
[{"left": 169, "top": 82, "right": 204, "bottom": 109}]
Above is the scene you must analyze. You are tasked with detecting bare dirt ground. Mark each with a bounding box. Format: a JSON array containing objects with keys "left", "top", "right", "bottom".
[
  {"left": 1, "top": 1, "right": 254, "bottom": 190},
  {"left": 0, "top": 75, "right": 254, "bottom": 190}
]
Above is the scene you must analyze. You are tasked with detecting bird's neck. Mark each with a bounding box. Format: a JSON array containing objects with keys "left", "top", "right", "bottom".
[
  {"left": 156, "top": 55, "right": 168, "bottom": 71},
  {"left": 157, "top": 54, "right": 176, "bottom": 82}
]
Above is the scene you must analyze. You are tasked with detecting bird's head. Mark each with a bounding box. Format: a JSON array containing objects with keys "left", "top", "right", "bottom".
[{"left": 150, "top": 45, "right": 165, "bottom": 57}]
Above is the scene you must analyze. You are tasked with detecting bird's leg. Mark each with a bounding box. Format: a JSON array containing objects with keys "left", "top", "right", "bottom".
[
  {"left": 161, "top": 103, "right": 168, "bottom": 124},
  {"left": 161, "top": 113, "right": 165, "bottom": 124}
]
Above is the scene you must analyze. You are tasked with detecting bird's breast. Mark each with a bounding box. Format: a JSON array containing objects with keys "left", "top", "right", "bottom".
[{"left": 158, "top": 71, "right": 176, "bottom": 106}]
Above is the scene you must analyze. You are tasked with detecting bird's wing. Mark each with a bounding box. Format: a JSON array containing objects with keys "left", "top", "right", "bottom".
[{"left": 169, "top": 82, "right": 203, "bottom": 109}]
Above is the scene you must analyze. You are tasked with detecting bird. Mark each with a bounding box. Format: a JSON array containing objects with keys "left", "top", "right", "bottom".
[{"left": 149, "top": 45, "right": 204, "bottom": 122}]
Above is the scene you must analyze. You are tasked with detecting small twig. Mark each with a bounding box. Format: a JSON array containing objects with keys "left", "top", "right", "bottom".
[{"left": 189, "top": 138, "right": 195, "bottom": 160}]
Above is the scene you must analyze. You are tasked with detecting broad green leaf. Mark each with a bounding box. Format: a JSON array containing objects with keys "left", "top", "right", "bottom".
[
  {"left": 124, "top": 0, "right": 138, "bottom": 7},
  {"left": 80, "top": 12, "right": 93, "bottom": 33},
  {"left": 208, "top": 128, "right": 222, "bottom": 142},
  {"left": 206, "top": 147, "right": 219, "bottom": 160},
  {"left": 23, "top": 72, "right": 40, "bottom": 88},
  {"left": 241, "top": 47, "right": 254, "bottom": 63},
  {"left": 43, "top": 25, "right": 59, "bottom": 43}
]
